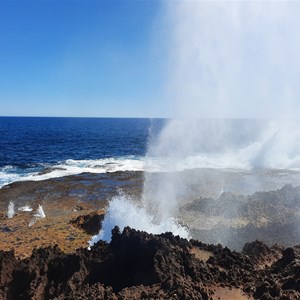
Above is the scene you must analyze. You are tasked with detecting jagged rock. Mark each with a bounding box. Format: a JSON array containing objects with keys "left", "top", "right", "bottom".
[
  {"left": 70, "top": 211, "right": 104, "bottom": 235},
  {"left": 1, "top": 227, "right": 300, "bottom": 299}
]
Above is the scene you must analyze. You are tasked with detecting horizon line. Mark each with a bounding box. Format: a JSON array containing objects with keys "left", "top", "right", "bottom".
[{"left": 0, "top": 115, "right": 168, "bottom": 119}]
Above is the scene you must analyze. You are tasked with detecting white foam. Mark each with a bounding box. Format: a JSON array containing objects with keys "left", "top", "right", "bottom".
[
  {"left": 88, "top": 194, "right": 190, "bottom": 246},
  {"left": 0, "top": 156, "right": 146, "bottom": 188},
  {"left": 18, "top": 205, "right": 33, "bottom": 212},
  {"left": 0, "top": 169, "right": 25, "bottom": 188},
  {"left": 2, "top": 120, "right": 300, "bottom": 189},
  {"left": 27, "top": 157, "right": 145, "bottom": 181}
]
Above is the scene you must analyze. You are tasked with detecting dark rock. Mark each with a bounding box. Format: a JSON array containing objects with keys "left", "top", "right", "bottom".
[
  {"left": 243, "top": 240, "right": 272, "bottom": 257},
  {"left": 0, "top": 226, "right": 12, "bottom": 233},
  {"left": 1, "top": 227, "right": 300, "bottom": 299},
  {"left": 70, "top": 211, "right": 104, "bottom": 235}
]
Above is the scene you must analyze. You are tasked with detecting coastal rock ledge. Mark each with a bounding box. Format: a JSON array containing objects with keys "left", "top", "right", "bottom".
[{"left": 1, "top": 227, "right": 300, "bottom": 300}]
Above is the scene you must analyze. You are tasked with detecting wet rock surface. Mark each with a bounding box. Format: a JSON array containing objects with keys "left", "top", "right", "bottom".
[
  {"left": 0, "top": 171, "right": 144, "bottom": 212},
  {"left": 0, "top": 172, "right": 141, "bottom": 258},
  {"left": 2, "top": 170, "right": 300, "bottom": 298},
  {"left": 182, "top": 184, "right": 300, "bottom": 249},
  {"left": 0, "top": 228, "right": 300, "bottom": 299},
  {"left": 2, "top": 170, "right": 300, "bottom": 252},
  {"left": 183, "top": 184, "right": 300, "bottom": 221}
]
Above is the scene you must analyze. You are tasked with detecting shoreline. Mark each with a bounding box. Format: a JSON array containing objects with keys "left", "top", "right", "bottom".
[
  {"left": 1, "top": 169, "right": 300, "bottom": 257},
  {"left": 0, "top": 171, "right": 143, "bottom": 258},
  {"left": 1, "top": 171, "right": 300, "bottom": 298}
]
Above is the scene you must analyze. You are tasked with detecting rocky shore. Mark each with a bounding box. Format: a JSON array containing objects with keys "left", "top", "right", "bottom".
[
  {"left": 0, "top": 172, "right": 141, "bottom": 258},
  {"left": 1, "top": 227, "right": 300, "bottom": 300},
  {"left": 1, "top": 170, "right": 300, "bottom": 299}
]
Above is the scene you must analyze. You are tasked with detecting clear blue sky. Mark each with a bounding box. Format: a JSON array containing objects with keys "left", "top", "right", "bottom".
[
  {"left": 0, "top": 0, "right": 168, "bottom": 117},
  {"left": 3, "top": 1, "right": 299, "bottom": 119}
]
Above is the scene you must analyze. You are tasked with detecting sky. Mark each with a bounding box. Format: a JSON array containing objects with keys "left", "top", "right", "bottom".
[
  {"left": 0, "top": 0, "right": 167, "bottom": 117},
  {"left": 2, "top": 1, "right": 300, "bottom": 118}
]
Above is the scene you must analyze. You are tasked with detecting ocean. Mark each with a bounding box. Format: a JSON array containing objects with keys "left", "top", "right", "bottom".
[
  {"left": 0, "top": 117, "right": 164, "bottom": 188},
  {"left": 2, "top": 117, "right": 300, "bottom": 190}
]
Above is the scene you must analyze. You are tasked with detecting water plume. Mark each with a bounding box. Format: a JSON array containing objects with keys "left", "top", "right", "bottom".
[
  {"left": 34, "top": 205, "right": 46, "bottom": 218},
  {"left": 7, "top": 201, "right": 15, "bottom": 219},
  {"left": 143, "top": 1, "right": 300, "bottom": 246},
  {"left": 164, "top": 1, "right": 300, "bottom": 119},
  {"left": 142, "top": 0, "right": 300, "bottom": 245},
  {"left": 91, "top": 1, "right": 300, "bottom": 246},
  {"left": 29, "top": 205, "right": 46, "bottom": 227},
  {"left": 18, "top": 205, "right": 33, "bottom": 212},
  {"left": 89, "top": 193, "right": 189, "bottom": 246}
]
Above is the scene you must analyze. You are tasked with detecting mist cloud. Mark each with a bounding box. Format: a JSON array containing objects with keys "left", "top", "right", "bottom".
[
  {"left": 164, "top": 1, "right": 300, "bottom": 118},
  {"left": 90, "top": 1, "right": 300, "bottom": 245},
  {"left": 142, "top": 0, "right": 300, "bottom": 226}
]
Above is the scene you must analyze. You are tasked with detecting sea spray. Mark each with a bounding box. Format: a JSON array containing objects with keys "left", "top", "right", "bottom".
[
  {"left": 92, "top": 2, "right": 300, "bottom": 247},
  {"left": 29, "top": 205, "right": 46, "bottom": 227},
  {"left": 142, "top": 119, "right": 300, "bottom": 246},
  {"left": 18, "top": 205, "right": 33, "bottom": 212},
  {"left": 34, "top": 205, "right": 46, "bottom": 218},
  {"left": 7, "top": 201, "right": 15, "bottom": 219},
  {"left": 89, "top": 194, "right": 190, "bottom": 246},
  {"left": 89, "top": 120, "right": 300, "bottom": 245},
  {"left": 145, "top": 119, "right": 300, "bottom": 171},
  {"left": 146, "top": 0, "right": 300, "bottom": 246},
  {"left": 165, "top": 1, "right": 300, "bottom": 119}
]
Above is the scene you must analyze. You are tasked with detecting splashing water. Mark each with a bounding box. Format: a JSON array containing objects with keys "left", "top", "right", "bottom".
[
  {"left": 91, "top": 2, "right": 300, "bottom": 246},
  {"left": 34, "top": 205, "right": 46, "bottom": 218},
  {"left": 29, "top": 205, "right": 46, "bottom": 227},
  {"left": 89, "top": 194, "right": 190, "bottom": 246},
  {"left": 7, "top": 201, "right": 15, "bottom": 219},
  {"left": 18, "top": 205, "right": 33, "bottom": 212}
]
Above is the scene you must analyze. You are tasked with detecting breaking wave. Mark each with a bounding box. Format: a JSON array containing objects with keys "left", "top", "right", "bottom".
[
  {"left": 0, "top": 157, "right": 144, "bottom": 188},
  {"left": 2, "top": 119, "right": 300, "bottom": 189}
]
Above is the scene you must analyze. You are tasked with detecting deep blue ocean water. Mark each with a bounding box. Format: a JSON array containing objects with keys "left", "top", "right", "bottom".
[
  {"left": 0, "top": 117, "right": 164, "bottom": 187},
  {"left": 2, "top": 117, "right": 300, "bottom": 189}
]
